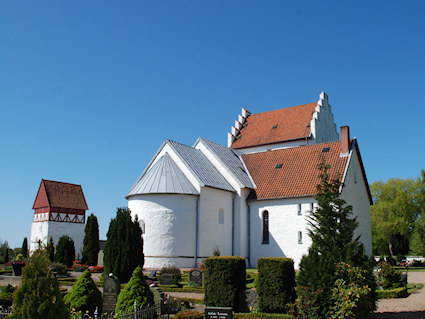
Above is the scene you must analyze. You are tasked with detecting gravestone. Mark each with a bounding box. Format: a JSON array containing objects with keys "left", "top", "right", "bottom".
[
  {"left": 103, "top": 274, "right": 120, "bottom": 313},
  {"left": 160, "top": 273, "right": 174, "bottom": 285},
  {"left": 189, "top": 269, "right": 204, "bottom": 287},
  {"left": 205, "top": 307, "right": 233, "bottom": 319}
]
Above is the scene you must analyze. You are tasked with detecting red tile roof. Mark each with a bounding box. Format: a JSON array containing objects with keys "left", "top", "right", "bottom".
[
  {"left": 231, "top": 102, "right": 317, "bottom": 149},
  {"left": 241, "top": 141, "right": 349, "bottom": 200},
  {"left": 33, "top": 180, "right": 88, "bottom": 210}
]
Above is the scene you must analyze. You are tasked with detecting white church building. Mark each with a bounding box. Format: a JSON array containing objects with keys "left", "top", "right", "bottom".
[{"left": 127, "top": 92, "right": 373, "bottom": 269}]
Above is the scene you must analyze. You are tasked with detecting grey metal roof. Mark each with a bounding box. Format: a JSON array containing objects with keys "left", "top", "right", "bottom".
[
  {"left": 127, "top": 153, "right": 198, "bottom": 196},
  {"left": 195, "top": 137, "right": 255, "bottom": 188},
  {"left": 168, "top": 140, "right": 235, "bottom": 192}
]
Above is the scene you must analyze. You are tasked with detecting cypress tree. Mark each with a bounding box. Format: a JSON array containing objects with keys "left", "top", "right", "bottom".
[
  {"left": 82, "top": 213, "right": 100, "bottom": 266},
  {"left": 55, "top": 235, "right": 75, "bottom": 268},
  {"left": 46, "top": 237, "right": 55, "bottom": 262},
  {"left": 21, "top": 238, "right": 28, "bottom": 258},
  {"left": 11, "top": 249, "right": 68, "bottom": 319},
  {"left": 104, "top": 207, "right": 144, "bottom": 283},
  {"left": 296, "top": 160, "right": 376, "bottom": 318}
]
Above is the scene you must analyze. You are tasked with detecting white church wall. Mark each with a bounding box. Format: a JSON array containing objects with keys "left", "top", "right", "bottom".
[
  {"left": 30, "top": 220, "right": 84, "bottom": 257},
  {"left": 198, "top": 187, "right": 234, "bottom": 259},
  {"left": 249, "top": 197, "right": 315, "bottom": 269},
  {"left": 30, "top": 221, "right": 49, "bottom": 253},
  {"left": 128, "top": 193, "right": 198, "bottom": 268},
  {"left": 340, "top": 149, "right": 373, "bottom": 256},
  {"left": 233, "top": 188, "right": 251, "bottom": 259},
  {"left": 48, "top": 221, "right": 85, "bottom": 259}
]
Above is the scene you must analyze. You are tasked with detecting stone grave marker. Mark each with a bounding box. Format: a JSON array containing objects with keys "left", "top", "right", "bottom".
[
  {"left": 160, "top": 273, "right": 174, "bottom": 285},
  {"left": 205, "top": 306, "right": 233, "bottom": 319},
  {"left": 103, "top": 274, "right": 120, "bottom": 313},
  {"left": 189, "top": 269, "right": 204, "bottom": 287}
]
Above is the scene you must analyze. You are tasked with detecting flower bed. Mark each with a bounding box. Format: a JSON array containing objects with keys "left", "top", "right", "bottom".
[{"left": 71, "top": 260, "right": 104, "bottom": 273}]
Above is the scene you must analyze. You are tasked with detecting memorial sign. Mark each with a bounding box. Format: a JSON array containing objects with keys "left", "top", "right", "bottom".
[
  {"left": 205, "top": 307, "right": 233, "bottom": 319},
  {"left": 189, "top": 269, "right": 204, "bottom": 287},
  {"left": 103, "top": 274, "right": 120, "bottom": 313}
]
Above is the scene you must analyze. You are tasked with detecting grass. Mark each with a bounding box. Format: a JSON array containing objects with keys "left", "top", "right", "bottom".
[{"left": 407, "top": 283, "right": 424, "bottom": 294}]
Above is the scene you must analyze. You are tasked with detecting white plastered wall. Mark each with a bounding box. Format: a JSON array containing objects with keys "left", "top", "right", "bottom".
[
  {"left": 340, "top": 148, "right": 373, "bottom": 256},
  {"left": 30, "top": 220, "right": 85, "bottom": 257},
  {"left": 310, "top": 94, "right": 339, "bottom": 143},
  {"left": 128, "top": 193, "right": 198, "bottom": 268},
  {"left": 249, "top": 198, "right": 316, "bottom": 269},
  {"left": 198, "top": 187, "right": 234, "bottom": 259}
]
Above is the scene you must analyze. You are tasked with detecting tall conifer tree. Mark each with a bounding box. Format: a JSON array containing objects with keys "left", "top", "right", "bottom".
[
  {"left": 21, "top": 237, "right": 28, "bottom": 258},
  {"left": 46, "top": 237, "right": 55, "bottom": 262},
  {"left": 82, "top": 213, "right": 100, "bottom": 266},
  {"left": 11, "top": 249, "right": 68, "bottom": 319},
  {"left": 55, "top": 235, "right": 75, "bottom": 267},
  {"left": 104, "top": 207, "right": 144, "bottom": 282},
  {"left": 297, "top": 160, "right": 376, "bottom": 318}
]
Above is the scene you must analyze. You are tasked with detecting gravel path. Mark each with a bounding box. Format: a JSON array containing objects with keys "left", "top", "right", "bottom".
[{"left": 371, "top": 271, "right": 425, "bottom": 319}]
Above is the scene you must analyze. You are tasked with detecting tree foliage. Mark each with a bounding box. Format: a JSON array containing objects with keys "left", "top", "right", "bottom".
[
  {"left": 82, "top": 213, "right": 100, "bottom": 266},
  {"left": 55, "top": 235, "right": 75, "bottom": 267},
  {"left": 46, "top": 237, "right": 55, "bottom": 262},
  {"left": 371, "top": 178, "right": 420, "bottom": 256},
  {"left": 296, "top": 160, "right": 376, "bottom": 319},
  {"left": 21, "top": 237, "right": 28, "bottom": 258},
  {"left": 11, "top": 249, "right": 68, "bottom": 319},
  {"left": 115, "top": 265, "right": 154, "bottom": 314},
  {"left": 104, "top": 207, "right": 144, "bottom": 283},
  {"left": 64, "top": 269, "right": 102, "bottom": 313}
]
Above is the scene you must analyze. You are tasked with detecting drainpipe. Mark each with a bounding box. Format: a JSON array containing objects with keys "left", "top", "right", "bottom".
[
  {"left": 194, "top": 196, "right": 200, "bottom": 268},
  {"left": 232, "top": 193, "right": 236, "bottom": 256},
  {"left": 247, "top": 202, "right": 251, "bottom": 267}
]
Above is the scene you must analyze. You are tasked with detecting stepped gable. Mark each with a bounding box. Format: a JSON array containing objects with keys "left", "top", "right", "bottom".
[
  {"left": 231, "top": 102, "right": 317, "bottom": 149},
  {"left": 33, "top": 179, "right": 88, "bottom": 210},
  {"left": 241, "top": 140, "right": 349, "bottom": 200}
]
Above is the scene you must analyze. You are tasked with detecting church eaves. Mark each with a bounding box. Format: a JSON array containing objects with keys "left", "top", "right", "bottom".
[{"left": 127, "top": 153, "right": 198, "bottom": 196}]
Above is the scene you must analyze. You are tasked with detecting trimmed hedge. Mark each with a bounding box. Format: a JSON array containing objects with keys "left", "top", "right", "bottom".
[
  {"left": 234, "top": 313, "right": 293, "bottom": 319},
  {"left": 204, "top": 256, "right": 246, "bottom": 312},
  {"left": 257, "top": 257, "right": 296, "bottom": 313},
  {"left": 376, "top": 287, "right": 408, "bottom": 299},
  {"left": 0, "top": 292, "right": 13, "bottom": 307},
  {"left": 174, "top": 309, "right": 204, "bottom": 318}
]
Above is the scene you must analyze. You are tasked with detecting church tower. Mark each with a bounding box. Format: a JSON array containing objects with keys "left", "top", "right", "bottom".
[{"left": 30, "top": 179, "right": 88, "bottom": 257}]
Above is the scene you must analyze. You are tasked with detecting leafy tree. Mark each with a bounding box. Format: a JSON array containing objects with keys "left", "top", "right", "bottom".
[
  {"left": 55, "top": 235, "right": 75, "bottom": 268},
  {"left": 104, "top": 207, "right": 144, "bottom": 283},
  {"left": 371, "top": 178, "right": 420, "bottom": 256},
  {"left": 21, "top": 237, "right": 28, "bottom": 258},
  {"left": 10, "top": 249, "right": 68, "bottom": 319},
  {"left": 64, "top": 269, "right": 102, "bottom": 313},
  {"left": 1, "top": 241, "right": 10, "bottom": 264},
  {"left": 82, "top": 213, "right": 100, "bottom": 266},
  {"left": 46, "top": 237, "right": 55, "bottom": 262},
  {"left": 296, "top": 160, "right": 376, "bottom": 318},
  {"left": 115, "top": 265, "right": 154, "bottom": 314}
]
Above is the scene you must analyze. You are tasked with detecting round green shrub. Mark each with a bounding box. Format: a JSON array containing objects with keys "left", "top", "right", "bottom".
[
  {"left": 174, "top": 309, "right": 204, "bottom": 319},
  {"left": 63, "top": 269, "right": 102, "bottom": 314},
  {"left": 115, "top": 266, "right": 154, "bottom": 314}
]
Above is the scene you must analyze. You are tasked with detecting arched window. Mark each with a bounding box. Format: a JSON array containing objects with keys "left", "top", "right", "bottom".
[
  {"left": 219, "top": 209, "right": 224, "bottom": 224},
  {"left": 139, "top": 219, "right": 145, "bottom": 234},
  {"left": 262, "top": 210, "right": 269, "bottom": 244}
]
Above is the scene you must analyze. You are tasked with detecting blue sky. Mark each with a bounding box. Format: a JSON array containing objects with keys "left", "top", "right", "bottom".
[{"left": 1, "top": 1, "right": 424, "bottom": 248}]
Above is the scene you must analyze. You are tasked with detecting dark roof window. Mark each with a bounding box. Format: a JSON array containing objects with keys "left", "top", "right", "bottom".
[
  {"left": 322, "top": 147, "right": 330, "bottom": 153},
  {"left": 275, "top": 163, "right": 283, "bottom": 168},
  {"left": 272, "top": 124, "right": 278, "bottom": 129}
]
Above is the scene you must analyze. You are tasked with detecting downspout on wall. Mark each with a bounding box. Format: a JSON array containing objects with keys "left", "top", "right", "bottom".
[
  {"left": 194, "top": 195, "right": 200, "bottom": 268},
  {"left": 232, "top": 193, "right": 236, "bottom": 256}
]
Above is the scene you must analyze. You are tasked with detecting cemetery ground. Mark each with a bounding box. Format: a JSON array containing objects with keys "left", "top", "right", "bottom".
[{"left": 2, "top": 269, "right": 425, "bottom": 317}]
